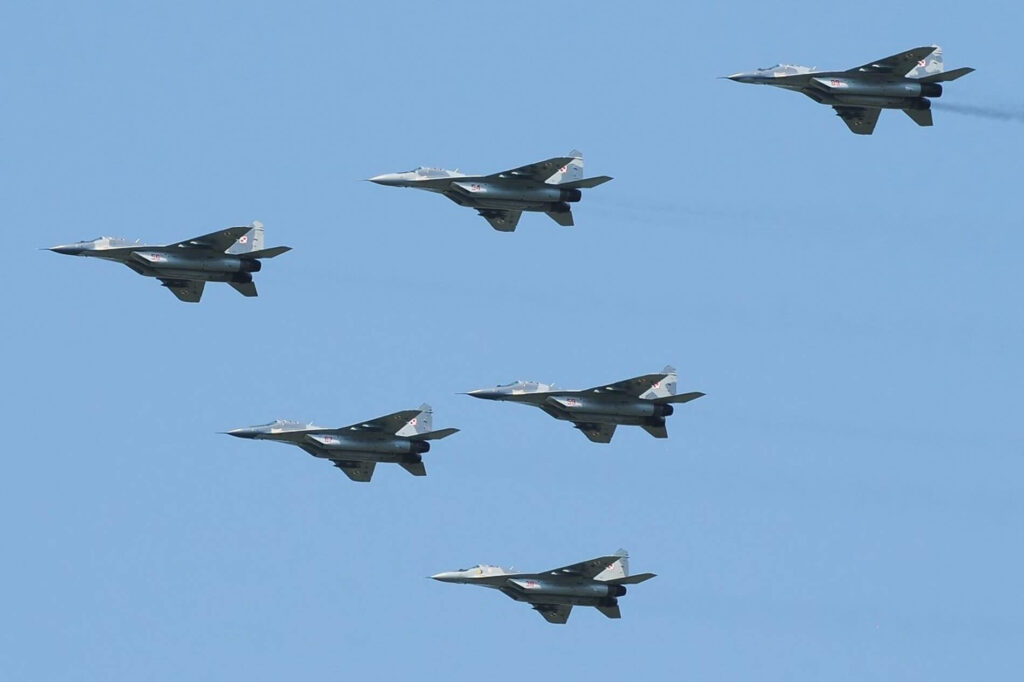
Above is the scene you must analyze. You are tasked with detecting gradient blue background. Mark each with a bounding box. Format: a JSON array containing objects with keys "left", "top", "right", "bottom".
[{"left": 3, "top": 1, "right": 1021, "bottom": 679}]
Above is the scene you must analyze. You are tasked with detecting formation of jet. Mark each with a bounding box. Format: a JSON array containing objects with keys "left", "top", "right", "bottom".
[
  {"left": 431, "top": 549, "right": 654, "bottom": 624},
  {"left": 465, "top": 366, "right": 703, "bottom": 443},
  {"left": 725, "top": 45, "right": 974, "bottom": 134},
  {"left": 368, "top": 150, "right": 611, "bottom": 232},
  {"left": 225, "top": 404, "right": 458, "bottom": 482},
  {"left": 45, "top": 43, "right": 979, "bottom": 624},
  {"left": 48, "top": 222, "right": 290, "bottom": 302}
]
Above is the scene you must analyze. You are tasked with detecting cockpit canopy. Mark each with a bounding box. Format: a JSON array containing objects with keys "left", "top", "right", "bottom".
[{"left": 256, "top": 419, "right": 306, "bottom": 429}]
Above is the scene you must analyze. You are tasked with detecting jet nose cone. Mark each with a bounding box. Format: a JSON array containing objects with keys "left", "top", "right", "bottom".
[
  {"left": 430, "top": 571, "right": 459, "bottom": 582},
  {"left": 224, "top": 427, "right": 258, "bottom": 439},
  {"left": 463, "top": 389, "right": 496, "bottom": 400},
  {"left": 49, "top": 244, "right": 84, "bottom": 255},
  {"left": 367, "top": 173, "right": 402, "bottom": 186},
  {"left": 723, "top": 73, "right": 756, "bottom": 83}
]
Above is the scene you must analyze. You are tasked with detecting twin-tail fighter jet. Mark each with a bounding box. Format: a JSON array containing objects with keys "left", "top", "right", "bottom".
[
  {"left": 465, "top": 366, "right": 703, "bottom": 443},
  {"left": 48, "top": 222, "right": 290, "bottom": 302},
  {"left": 368, "top": 150, "right": 611, "bottom": 231},
  {"left": 225, "top": 404, "right": 458, "bottom": 482},
  {"left": 431, "top": 549, "right": 654, "bottom": 624},
  {"left": 725, "top": 45, "right": 973, "bottom": 134}
]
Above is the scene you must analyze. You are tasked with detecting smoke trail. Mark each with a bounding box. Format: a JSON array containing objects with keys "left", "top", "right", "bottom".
[{"left": 932, "top": 102, "right": 1024, "bottom": 123}]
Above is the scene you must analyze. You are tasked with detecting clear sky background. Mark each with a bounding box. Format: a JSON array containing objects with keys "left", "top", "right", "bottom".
[{"left": 2, "top": 1, "right": 1022, "bottom": 679}]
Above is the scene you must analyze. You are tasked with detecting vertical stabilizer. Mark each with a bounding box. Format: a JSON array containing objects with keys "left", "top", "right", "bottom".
[
  {"left": 545, "top": 150, "right": 584, "bottom": 184},
  {"left": 594, "top": 549, "right": 629, "bottom": 581},
  {"left": 639, "top": 366, "right": 677, "bottom": 400},
  {"left": 907, "top": 46, "right": 943, "bottom": 79},
  {"left": 227, "top": 221, "right": 265, "bottom": 254},
  {"left": 396, "top": 404, "right": 432, "bottom": 437}
]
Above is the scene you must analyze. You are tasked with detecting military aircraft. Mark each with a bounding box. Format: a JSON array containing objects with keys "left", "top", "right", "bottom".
[
  {"left": 48, "top": 222, "right": 290, "bottom": 302},
  {"left": 465, "top": 366, "right": 703, "bottom": 443},
  {"left": 431, "top": 549, "right": 654, "bottom": 624},
  {"left": 724, "top": 45, "right": 973, "bottom": 134},
  {"left": 368, "top": 150, "right": 611, "bottom": 231},
  {"left": 224, "top": 404, "right": 458, "bottom": 482}
]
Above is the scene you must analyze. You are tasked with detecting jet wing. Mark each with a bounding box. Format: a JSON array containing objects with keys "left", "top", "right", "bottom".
[
  {"left": 486, "top": 155, "right": 576, "bottom": 183},
  {"left": 573, "top": 422, "right": 617, "bottom": 444},
  {"left": 477, "top": 209, "right": 521, "bottom": 232},
  {"left": 544, "top": 554, "right": 625, "bottom": 580},
  {"left": 168, "top": 226, "right": 252, "bottom": 252},
  {"left": 833, "top": 106, "right": 881, "bottom": 135},
  {"left": 159, "top": 278, "right": 205, "bottom": 303},
  {"left": 330, "top": 459, "right": 376, "bottom": 482},
  {"left": 532, "top": 603, "right": 572, "bottom": 624},
  {"left": 336, "top": 409, "right": 422, "bottom": 435},
  {"left": 846, "top": 46, "right": 937, "bottom": 76},
  {"left": 584, "top": 372, "right": 671, "bottom": 398}
]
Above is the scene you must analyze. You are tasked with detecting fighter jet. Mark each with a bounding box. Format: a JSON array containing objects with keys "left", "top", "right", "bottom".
[
  {"left": 724, "top": 45, "right": 974, "bottom": 134},
  {"left": 465, "top": 366, "right": 703, "bottom": 443},
  {"left": 224, "top": 404, "right": 458, "bottom": 482},
  {"left": 368, "top": 150, "right": 611, "bottom": 232},
  {"left": 431, "top": 549, "right": 655, "bottom": 624},
  {"left": 48, "top": 221, "right": 290, "bottom": 302}
]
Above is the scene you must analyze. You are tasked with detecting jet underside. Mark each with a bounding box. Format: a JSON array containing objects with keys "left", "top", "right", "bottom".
[
  {"left": 116, "top": 249, "right": 262, "bottom": 283},
  {"left": 440, "top": 178, "right": 581, "bottom": 213},
  {"left": 519, "top": 393, "right": 674, "bottom": 427},
  {"left": 265, "top": 433, "right": 430, "bottom": 463},
  {"left": 773, "top": 73, "right": 942, "bottom": 110},
  {"left": 496, "top": 577, "right": 626, "bottom": 608}
]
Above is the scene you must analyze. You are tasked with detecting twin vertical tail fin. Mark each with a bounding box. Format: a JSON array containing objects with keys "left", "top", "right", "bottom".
[
  {"left": 226, "top": 221, "right": 266, "bottom": 254},
  {"left": 545, "top": 149, "right": 584, "bottom": 184},
  {"left": 594, "top": 549, "right": 630, "bottom": 582},
  {"left": 396, "top": 404, "right": 433, "bottom": 437},
  {"left": 640, "top": 366, "right": 678, "bottom": 400},
  {"left": 399, "top": 406, "right": 460, "bottom": 441},
  {"left": 906, "top": 46, "right": 943, "bottom": 79}
]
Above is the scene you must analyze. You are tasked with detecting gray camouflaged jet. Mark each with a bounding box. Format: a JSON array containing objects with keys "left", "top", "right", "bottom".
[
  {"left": 431, "top": 549, "right": 655, "bottom": 624},
  {"left": 368, "top": 150, "right": 611, "bottom": 231},
  {"left": 724, "top": 45, "right": 973, "bottom": 134},
  {"left": 465, "top": 366, "right": 703, "bottom": 443},
  {"left": 224, "top": 404, "right": 458, "bottom": 482},
  {"left": 48, "top": 222, "right": 290, "bottom": 302}
]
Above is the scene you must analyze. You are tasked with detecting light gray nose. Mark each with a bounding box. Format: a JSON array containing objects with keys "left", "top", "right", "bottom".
[
  {"left": 49, "top": 245, "right": 86, "bottom": 255},
  {"left": 367, "top": 173, "right": 404, "bottom": 186},
  {"left": 223, "top": 427, "right": 260, "bottom": 439}
]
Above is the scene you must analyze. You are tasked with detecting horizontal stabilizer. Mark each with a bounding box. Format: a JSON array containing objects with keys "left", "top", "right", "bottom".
[
  {"left": 606, "top": 572, "right": 657, "bottom": 585},
  {"left": 652, "top": 391, "right": 705, "bottom": 404},
  {"left": 918, "top": 67, "right": 974, "bottom": 83},
  {"left": 408, "top": 427, "right": 459, "bottom": 441},
  {"left": 557, "top": 175, "right": 613, "bottom": 189},
  {"left": 400, "top": 460, "right": 427, "bottom": 477},
  {"left": 246, "top": 246, "right": 291, "bottom": 259},
  {"left": 596, "top": 603, "right": 621, "bottom": 619}
]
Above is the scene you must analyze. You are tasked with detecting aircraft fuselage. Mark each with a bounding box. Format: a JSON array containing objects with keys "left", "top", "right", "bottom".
[{"left": 538, "top": 394, "right": 674, "bottom": 426}]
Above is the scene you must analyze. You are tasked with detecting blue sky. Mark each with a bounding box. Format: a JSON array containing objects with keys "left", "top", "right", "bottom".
[{"left": 3, "top": 1, "right": 1022, "bottom": 679}]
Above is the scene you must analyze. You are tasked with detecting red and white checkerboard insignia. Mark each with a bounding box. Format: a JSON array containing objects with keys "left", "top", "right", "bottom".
[{"left": 238, "top": 235, "right": 248, "bottom": 244}]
